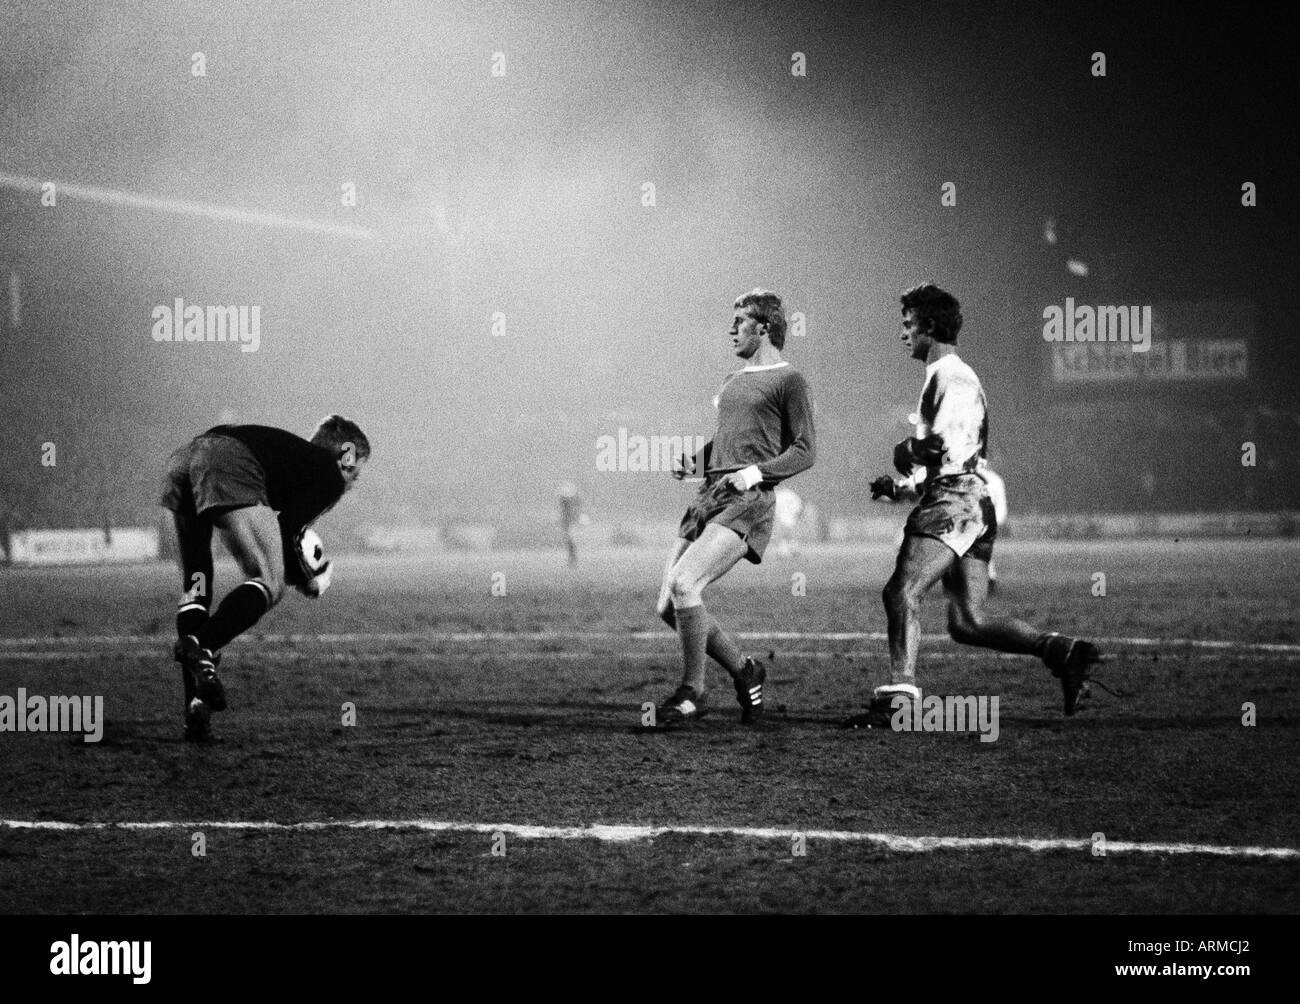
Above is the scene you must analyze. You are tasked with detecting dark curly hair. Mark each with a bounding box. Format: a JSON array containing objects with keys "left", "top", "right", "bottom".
[{"left": 900, "top": 282, "right": 963, "bottom": 344}]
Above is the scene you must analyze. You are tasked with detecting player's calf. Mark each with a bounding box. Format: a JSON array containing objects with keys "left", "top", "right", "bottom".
[{"left": 198, "top": 579, "right": 276, "bottom": 655}]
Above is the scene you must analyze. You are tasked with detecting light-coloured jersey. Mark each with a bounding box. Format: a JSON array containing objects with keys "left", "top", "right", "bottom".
[{"left": 914, "top": 354, "right": 988, "bottom": 479}]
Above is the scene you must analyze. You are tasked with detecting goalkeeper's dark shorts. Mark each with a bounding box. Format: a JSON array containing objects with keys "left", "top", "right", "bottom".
[
  {"left": 904, "top": 473, "right": 997, "bottom": 561},
  {"left": 161, "top": 434, "right": 270, "bottom": 518},
  {"left": 678, "top": 476, "right": 776, "bottom": 564}
]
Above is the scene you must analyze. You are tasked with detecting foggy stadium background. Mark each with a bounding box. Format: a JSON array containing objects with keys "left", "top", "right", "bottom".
[{"left": 1, "top": 0, "right": 1295, "bottom": 557}]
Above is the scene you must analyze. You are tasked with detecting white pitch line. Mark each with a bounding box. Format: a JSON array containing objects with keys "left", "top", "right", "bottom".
[
  {"left": 0, "top": 648, "right": 1280, "bottom": 663},
  {"left": 1, "top": 631, "right": 1297, "bottom": 654},
  {"left": 2, "top": 818, "right": 1296, "bottom": 859}
]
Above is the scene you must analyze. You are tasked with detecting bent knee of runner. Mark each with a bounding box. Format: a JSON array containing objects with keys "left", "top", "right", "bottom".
[
  {"left": 947, "top": 604, "right": 979, "bottom": 643},
  {"left": 882, "top": 578, "right": 910, "bottom": 610},
  {"left": 668, "top": 571, "right": 704, "bottom": 608}
]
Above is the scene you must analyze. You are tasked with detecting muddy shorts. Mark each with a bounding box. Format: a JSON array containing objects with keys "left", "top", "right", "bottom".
[{"left": 904, "top": 473, "right": 997, "bottom": 561}]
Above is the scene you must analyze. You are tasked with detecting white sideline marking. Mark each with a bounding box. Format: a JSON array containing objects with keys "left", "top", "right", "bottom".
[
  {"left": 0, "top": 647, "right": 1286, "bottom": 663},
  {"left": 2, "top": 818, "right": 1296, "bottom": 859},
  {"left": 0, "top": 631, "right": 1297, "bottom": 655}
]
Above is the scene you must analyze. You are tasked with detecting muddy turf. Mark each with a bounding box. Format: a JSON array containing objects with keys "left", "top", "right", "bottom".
[{"left": 1, "top": 539, "right": 1297, "bottom": 913}]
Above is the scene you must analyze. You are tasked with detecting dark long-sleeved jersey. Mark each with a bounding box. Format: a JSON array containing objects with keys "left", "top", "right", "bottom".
[
  {"left": 697, "top": 362, "right": 815, "bottom": 485},
  {"left": 203, "top": 424, "right": 345, "bottom": 584}
]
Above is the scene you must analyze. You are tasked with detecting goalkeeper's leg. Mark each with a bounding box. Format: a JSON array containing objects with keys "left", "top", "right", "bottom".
[
  {"left": 199, "top": 504, "right": 285, "bottom": 654},
  {"left": 173, "top": 512, "right": 214, "bottom": 642},
  {"left": 171, "top": 511, "right": 214, "bottom": 732}
]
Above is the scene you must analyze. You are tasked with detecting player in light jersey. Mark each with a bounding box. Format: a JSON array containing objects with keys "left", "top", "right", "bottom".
[
  {"left": 651, "top": 289, "right": 816, "bottom": 727},
  {"left": 772, "top": 485, "right": 804, "bottom": 558},
  {"left": 977, "top": 459, "right": 1008, "bottom": 591},
  {"left": 852, "top": 283, "right": 1102, "bottom": 727}
]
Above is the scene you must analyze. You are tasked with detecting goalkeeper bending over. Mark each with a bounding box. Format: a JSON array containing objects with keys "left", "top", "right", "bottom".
[{"left": 159, "top": 415, "right": 369, "bottom": 741}]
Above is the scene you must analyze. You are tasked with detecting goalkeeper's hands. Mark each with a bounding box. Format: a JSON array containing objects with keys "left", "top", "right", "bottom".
[
  {"left": 869, "top": 475, "right": 899, "bottom": 501},
  {"left": 297, "top": 560, "right": 333, "bottom": 598}
]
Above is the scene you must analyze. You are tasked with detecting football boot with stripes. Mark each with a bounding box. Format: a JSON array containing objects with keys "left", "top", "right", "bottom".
[{"left": 734, "top": 657, "right": 766, "bottom": 724}]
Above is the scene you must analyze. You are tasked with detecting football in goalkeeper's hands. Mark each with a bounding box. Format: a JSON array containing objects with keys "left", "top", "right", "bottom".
[{"left": 297, "top": 528, "right": 328, "bottom": 575}]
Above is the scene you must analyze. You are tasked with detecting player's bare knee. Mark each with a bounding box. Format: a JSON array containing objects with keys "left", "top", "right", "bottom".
[
  {"left": 668, "top": 572, "right": 702, "bottom": 607},
  {"left": 950, "top": 604, "right": 987, "bottom": 643}
]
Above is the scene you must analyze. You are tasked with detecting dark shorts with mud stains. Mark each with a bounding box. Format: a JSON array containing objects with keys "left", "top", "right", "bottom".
[{"left": 904, "top": 472, "right": 997, "bottom": 561}]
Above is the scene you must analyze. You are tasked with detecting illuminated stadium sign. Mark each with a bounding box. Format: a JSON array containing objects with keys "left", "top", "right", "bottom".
[
  {"left": 1051, "top": 338, "right": 1248, "bottom": 382},
  {"left": 1047, "top": 301, "right": 1252, "bottom": 383}
]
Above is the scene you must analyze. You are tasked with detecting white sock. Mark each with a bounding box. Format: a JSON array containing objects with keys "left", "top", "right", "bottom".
[{"left": 875, "top": 682, "right": 921, "bottom": 700}]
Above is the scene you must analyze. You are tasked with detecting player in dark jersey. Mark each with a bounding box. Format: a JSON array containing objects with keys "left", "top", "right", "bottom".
[
  {"left": 160, "top": 415, "right": 369, "bottom": 740},
  {"left": 651, "top": 289, "right": 815, "bottom": 727},
  {"left": 849, "top": 283, "right": 1102, "bottom": 729}
]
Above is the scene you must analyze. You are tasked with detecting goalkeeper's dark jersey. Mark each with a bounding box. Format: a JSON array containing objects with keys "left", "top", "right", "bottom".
[{"left": 204, "top": 424, "right": 344, "bottom": 533}]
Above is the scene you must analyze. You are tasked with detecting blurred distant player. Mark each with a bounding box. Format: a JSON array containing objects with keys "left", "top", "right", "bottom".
[
  {"left": 772, "top": 485, "right": 804, "bottom": 558},
  {"left": 977, "top": 458, "right": 1008, "bottom": 591},
  {"left": 557, "top": 482, "right": 583, "bottom": 566},
  {"left": 160, "top": 415, "right": 369, "bottom": 740},
  {"left": 652, "top": 289, "right": 815, "bottom": 727},
  {"left": 852, "top": 283, "right": 1101, "bottom": 728}
]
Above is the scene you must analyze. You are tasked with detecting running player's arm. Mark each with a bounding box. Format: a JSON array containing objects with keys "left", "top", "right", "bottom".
[
  {"left": 871, "top": 468, "right": 923, "bottom": 502},
  {"left": 735, "top": 371, "right": 816, "bottom": 489}
]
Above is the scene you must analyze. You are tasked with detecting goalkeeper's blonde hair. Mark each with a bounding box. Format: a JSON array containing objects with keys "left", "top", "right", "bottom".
[{"left": 311, "top": 414, "right": 370, "bottom": 459}]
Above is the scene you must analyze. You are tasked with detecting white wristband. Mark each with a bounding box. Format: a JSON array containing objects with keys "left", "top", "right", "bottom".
[{"left": 738, "top": 465, "right": 764, "bottom": 489}]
